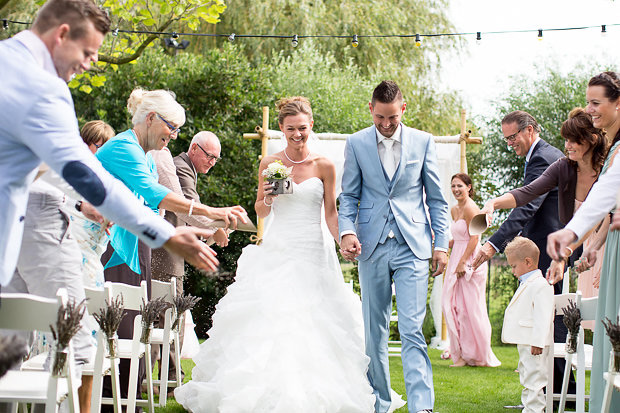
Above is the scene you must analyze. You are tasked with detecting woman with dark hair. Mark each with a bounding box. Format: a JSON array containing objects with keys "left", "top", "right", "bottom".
[
  {"left": 481, "top": 108, "right": 609, "bottom": 291},
  {"left": 441, "top": 173, "right": 500, "bottom": 367}
]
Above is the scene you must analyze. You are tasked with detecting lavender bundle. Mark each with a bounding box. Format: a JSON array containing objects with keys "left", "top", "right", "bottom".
[
  {"left": 140, "top": 297, "right": 169, "bottom": 344},
  {"left": 562, "top": 300, "right": 582, "bottom": 353},
  {"left": 172, "top": 293, "right": 201, "bottom": 331},
  {"left": 93, "top": 296, "right": 125, "bottom": 358},
  {"left": 602, "top": 316, "right": 620, "bottom": 372},
  {"left": 50, "top": 298, "right": 86, "bottom": 377},
  {"left": 0, "top": 335, "right": 27, "bottom": 378}
]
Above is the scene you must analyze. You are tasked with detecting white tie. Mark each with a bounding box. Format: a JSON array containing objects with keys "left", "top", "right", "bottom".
[{"left": 382, "top": 138, "right": 396, "bottom": 179}]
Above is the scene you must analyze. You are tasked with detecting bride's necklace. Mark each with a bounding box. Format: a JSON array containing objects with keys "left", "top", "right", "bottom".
[{"left": 284, "top": 149, "right": 310, "bottom": 164}]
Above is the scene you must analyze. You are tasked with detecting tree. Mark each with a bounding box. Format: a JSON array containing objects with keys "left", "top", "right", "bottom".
[
  {"left": 0, "top": 0, "right": 227, "bottom": 92},
  {"left": 194, "top": 0, "right": 458, "bottom": 90}
]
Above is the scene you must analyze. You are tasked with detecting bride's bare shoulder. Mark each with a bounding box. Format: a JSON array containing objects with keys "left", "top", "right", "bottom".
[{"left": 260, "top": 152, "right": 284, "bottom": 167}]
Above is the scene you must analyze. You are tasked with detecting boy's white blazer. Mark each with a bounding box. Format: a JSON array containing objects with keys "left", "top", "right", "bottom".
[{"left": 502, "top": 270, "right": 554, "bottom": 348}]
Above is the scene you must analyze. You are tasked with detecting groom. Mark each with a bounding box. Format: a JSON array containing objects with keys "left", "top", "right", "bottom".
[{"left": 339, "top": 80, "right": 450, "bottom": 413}]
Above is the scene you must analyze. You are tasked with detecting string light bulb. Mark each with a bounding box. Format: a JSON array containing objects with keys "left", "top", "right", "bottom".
[
  {"left": 352, "top": 34, "right": 359, "bottom": 48},
  {"left": 112, "top": 28, "right": 119, "bottom": 36},
  {"left": 476, "top": 31, "right": 481, "bottom": 45},
  {"left": 172, "top": 32, "right": 179, "bottom": 39},
  {"left": 2, "top": 19, "right": 8, "bottom": 31},
  {"left": 291, "top": 34, "right": 299, "bottom": 47},
  {"left": 601, "top": 25, "right": 607, "bottom": 37},
  {"left": 228, "top": 33, "right": 235, "bottom": 42},
  {"left": 415, "top": 33, "right": 421, "bottom": 47},
  {"left": 537, "top": 29, "right": 543, "bottom": 41}
]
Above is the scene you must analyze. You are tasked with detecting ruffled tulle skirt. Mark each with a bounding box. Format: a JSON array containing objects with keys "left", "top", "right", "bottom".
[{"left": 174, "top": 239, "right": 377, "bottom": 413}]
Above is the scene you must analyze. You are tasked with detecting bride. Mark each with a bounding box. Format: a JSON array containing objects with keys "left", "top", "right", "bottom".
[{"left": 174, "top": 97, "right": 402, "bottom": 412}]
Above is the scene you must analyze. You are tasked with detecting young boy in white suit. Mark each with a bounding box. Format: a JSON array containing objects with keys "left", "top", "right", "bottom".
[{"left": 502, "top": 236, "right": 554, "bottom": 413}]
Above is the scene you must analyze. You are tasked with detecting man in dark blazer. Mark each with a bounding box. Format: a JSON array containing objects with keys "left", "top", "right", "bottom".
[
  {"left": 472, "top": 110, "right": 575, "bottom": 404},
  {"left": 150, "top": 131, "right": 228, "bottom": 392}
]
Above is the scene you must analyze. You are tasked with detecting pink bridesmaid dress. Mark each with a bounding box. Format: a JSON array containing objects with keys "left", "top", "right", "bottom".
[{"left": 441, "top": 219, "right": 501, "bottom": 367}]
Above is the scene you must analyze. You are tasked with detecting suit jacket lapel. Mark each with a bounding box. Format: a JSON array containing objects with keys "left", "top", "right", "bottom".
[
  {"left": 364, "top": 126, "right": 390, "bottom": 192},
  {"left": 179, "top": 152, "right": 197, "bottom": 184}
]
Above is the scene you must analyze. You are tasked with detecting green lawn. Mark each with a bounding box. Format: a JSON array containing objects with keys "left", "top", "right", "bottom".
[{"left": 151, "top": 345, "right": 568, "bottom": 413}]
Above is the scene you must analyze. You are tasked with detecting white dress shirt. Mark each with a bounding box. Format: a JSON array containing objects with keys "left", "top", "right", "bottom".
[{"left": 376, "top": 124, "right": 402, "bottom": 176}]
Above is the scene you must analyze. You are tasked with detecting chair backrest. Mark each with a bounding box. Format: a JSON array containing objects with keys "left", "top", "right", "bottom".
[
  {"left": 84, "top": 286, "right": 113, "bottom": 314},
  {"left": 554, "top": 292, "right": 577, "bottom": 314},
  {"left": 151, "top": 278, "right": 177, "bottom": 304},
  {"left": 104, "top": 281, "right": 148, "bottom": 311},
  {"left": 577, "top": 291, "right": 597, "bottom": 321},
  {"left": 0, "top": 290, "right": 65, "bottom": 332}
]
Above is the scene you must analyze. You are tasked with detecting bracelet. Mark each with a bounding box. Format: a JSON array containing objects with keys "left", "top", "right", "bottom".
[
  {"left": 565, "top": 246, "right": 574, "bottom": 257},
  {"left": 263, "top": 197, "right": 273, "bottom": 207},
  {"left": 188, "top": 199, "right": 195, "bottom": 216}
]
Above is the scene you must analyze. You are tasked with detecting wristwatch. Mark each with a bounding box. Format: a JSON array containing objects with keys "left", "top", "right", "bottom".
[{"left": 75, "top": 200, "right": 83, "bottom": 212}]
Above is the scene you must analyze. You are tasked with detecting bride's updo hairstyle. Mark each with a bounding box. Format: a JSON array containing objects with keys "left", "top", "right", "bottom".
[
  {"left": 126, "top": 87, "right": 186, "bottom": 128},
  {"left": 276, "top": 96, "right": 313, "bottom": 124},
  {"left": 561, "top": 107, "right": 608, "bottom": 173}
]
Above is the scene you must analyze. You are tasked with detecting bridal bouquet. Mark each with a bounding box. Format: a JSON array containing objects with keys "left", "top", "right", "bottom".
[{"left": 262, "top": 160, "right": 293, "bottom": 194}]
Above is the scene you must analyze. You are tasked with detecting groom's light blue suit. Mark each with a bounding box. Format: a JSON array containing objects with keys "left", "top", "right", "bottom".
[{"left": 339, "top": 124, "right": 449, "bottom": 412}]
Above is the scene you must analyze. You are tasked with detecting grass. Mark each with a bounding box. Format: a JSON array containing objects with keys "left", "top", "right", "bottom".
[{"left": 151, "top": 344, "right": 587, "bottom": 413}]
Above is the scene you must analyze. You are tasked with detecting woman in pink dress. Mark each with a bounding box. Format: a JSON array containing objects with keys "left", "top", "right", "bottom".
[{"left": 441, "top": 173, "right": 501, "bottom": 367}]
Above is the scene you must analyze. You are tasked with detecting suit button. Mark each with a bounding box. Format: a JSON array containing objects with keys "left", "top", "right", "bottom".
[{"left": 383, "top": 214, "right": 388, "bottom": 219}]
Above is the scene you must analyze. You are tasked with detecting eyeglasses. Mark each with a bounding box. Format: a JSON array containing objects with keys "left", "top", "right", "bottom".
[
  {"left": 157, "top": 114, "right": 181, "bottom": 136},
  {"left": 93, "top": 142, "right": 103, "bottom": 149},
  {"left": 196, "top": 142, "right": 222, "bottom": 163},
  {"left": 504, "top": 128, "right": 522, "bottom": 143}
]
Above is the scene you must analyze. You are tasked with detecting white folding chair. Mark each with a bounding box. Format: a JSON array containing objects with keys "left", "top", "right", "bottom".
[
  {"left": 100, "top": 281, "right": 154, "bottom": 413},
  {"left": 601, "top": 303, "right": 620, "bottom": 413},
  {"left": 559, "top": 291, "right": 596, "bottom": 413},
  {"left": 83, "top": 285, "right": 122, "bottom": 413},
  {"left": 149, "top": 278, "right": 178, "bottom": 406},
  {"left": 0, "top": 289, "right": 79, "bottom": 413},
  {"left": 547, "top": 293, "right": 577, "bottom": 413}
]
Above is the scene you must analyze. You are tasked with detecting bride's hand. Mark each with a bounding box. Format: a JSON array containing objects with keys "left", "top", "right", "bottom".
[{"left": 263, "top": 181, "right": 278, "bottom": 205}]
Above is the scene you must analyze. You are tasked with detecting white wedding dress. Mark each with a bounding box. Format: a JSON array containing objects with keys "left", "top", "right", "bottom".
[{"left": 174, "top": 177, "right": 379, "bottom": 412}]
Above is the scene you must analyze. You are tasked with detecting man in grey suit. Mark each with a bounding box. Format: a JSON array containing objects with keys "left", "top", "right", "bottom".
[
  {"left": 151, "top": 131, "right": 228, "bottom": 390},
  {"left": 339, "top": 81, "right": 450, "bottom": 413}
]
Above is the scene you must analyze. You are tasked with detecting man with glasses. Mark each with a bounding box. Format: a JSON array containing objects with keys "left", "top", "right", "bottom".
[
  {"left": 150, "top": 131, "right": 226, "bottom": 394},
  {"left": 471, "top": 110, "right": 573, "bottom": 407}
]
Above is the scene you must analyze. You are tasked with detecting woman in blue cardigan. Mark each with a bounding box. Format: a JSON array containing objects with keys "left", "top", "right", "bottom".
[{"left": 96, "top": 88, "right": 247, "bottom": 407}]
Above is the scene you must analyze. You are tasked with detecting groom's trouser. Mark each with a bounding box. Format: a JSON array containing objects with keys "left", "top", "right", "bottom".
[{"left": 359, "top": 237, "right": 433, "bottom": 413}]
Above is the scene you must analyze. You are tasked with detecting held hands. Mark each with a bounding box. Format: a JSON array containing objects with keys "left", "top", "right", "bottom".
[
  {"left": 339, "top": 234, "right": 361, "bottom": 262},
  {"left": 546, "top": 228, "right": 578, "bottom": 261},
  {"left": 164, "top": 226, "right": 219, "bottom": 272},
  {"left": 545, "top": 260, "right": 565, "bottom": 285},
  {"left": 472, "top": 242, "right": 496, "bottom": 270},
  {"left": 430, "top": 250, "right": 448, "bottom": 277}
]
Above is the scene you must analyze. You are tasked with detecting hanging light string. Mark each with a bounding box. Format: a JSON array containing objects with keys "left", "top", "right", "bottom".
[{"left": 1, "top": 18, "right": 618, "bottom": 42}]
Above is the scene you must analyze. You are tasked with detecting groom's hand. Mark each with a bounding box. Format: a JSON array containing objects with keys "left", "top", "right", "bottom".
[
  {"left": 430, "top": 250, "right": 447, "bottom": 277},
  {"left": 340, "top": 234, "right": 361, "bottom": 261}
]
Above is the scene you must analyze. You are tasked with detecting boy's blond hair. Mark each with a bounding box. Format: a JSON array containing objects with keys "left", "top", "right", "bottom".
[{"left": 504, "top": 236, "right": 540, "bottom": 266}]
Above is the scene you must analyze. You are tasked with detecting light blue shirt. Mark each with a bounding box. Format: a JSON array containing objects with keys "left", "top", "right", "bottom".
[
  {"left": 96, "top": 130, "right": 171, "bottom": 273},
  {"left": 518, "top": 269, "right": 540, "bottom": 285}
]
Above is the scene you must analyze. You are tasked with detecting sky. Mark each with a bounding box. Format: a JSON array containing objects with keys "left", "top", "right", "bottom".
[{"left": 442, "top": 0, "right": 620, "bottom": 119}]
